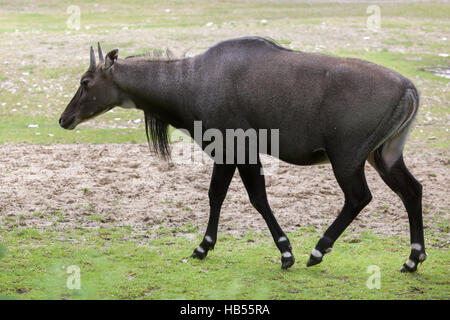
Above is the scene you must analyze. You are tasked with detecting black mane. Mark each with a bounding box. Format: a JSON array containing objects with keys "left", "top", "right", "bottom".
[{"left": 144, "top": 111, "right": 171, "bottom": 160}]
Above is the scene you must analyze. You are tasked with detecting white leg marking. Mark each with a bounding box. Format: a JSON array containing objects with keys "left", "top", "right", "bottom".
[
  {"left": 282, "top": 251, "right": 292, "bottom": 258},
  {"left": 325, "top": 247, "right": 333, "bottom": 253},
  {"left": 205, "top": 235, "right": 213, "bottom": 243},
  {"left": 411, "top": 243, "right": 422, "bottom": 251},
  {"left": 196, "top": 246, "right": 205, "bottom": 253},
  {"left": 405, "top": 259, "right": 415, "bottom": 268},
  {"left": 278, "top": 236, "right": 287, "bottom": 243},
  {"left": 311, "top": 249, "right": 323, "bottom": 258}
]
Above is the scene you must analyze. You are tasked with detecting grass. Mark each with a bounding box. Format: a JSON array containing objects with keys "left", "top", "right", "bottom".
[
  {"left": 0, "top": 227, "right": 448, "bottom": 300},
  {"left": 0, "top": 115, "right": 146, "bottom": 144}
]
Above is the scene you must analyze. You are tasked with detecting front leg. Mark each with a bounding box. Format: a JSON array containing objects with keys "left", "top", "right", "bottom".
[
  {"left": 238, "top": 160, "right": 295, "bottom": 269},
  {"left": 191, "top": 163, "right": 236, "bottom": 259}
]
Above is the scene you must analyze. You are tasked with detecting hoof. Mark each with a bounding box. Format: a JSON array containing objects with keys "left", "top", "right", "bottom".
[
  {"left": 281, "top": 253, "right": 295, "bottom": 270},
  {"left": 306, "top": 255, "right": 322, "bottom": 267},
  {"left": 400, "top": 250, "right": 427, "bottom": 272},
  {"left": 190, "top": 246, "right": 207, "bottom": 260},
  {"left": 400, "top": 259, "right": 418, "bottom": 273},
  {"left": 306, "top": 248, "right": 326, "bottom": 267},
  {"left": 307, "top": 237, "right": 333, "bottom": 268}
]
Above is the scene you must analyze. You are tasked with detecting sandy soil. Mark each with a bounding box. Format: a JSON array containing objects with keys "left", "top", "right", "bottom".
[{"left": 0, "top": 142, "right": 448, "bottom": 247}]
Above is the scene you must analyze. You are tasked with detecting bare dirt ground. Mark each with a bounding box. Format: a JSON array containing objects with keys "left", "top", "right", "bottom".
[{"left": 0, "top": 142, "right": 448, "bottom": 246}]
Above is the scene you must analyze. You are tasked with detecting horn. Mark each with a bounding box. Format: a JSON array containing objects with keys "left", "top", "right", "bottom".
[
  {"left": 89, "top": 46, "right": 96, "bottom": 72},
  {"left": 98, "top": 42, "right": 104, "bottom": 63}
]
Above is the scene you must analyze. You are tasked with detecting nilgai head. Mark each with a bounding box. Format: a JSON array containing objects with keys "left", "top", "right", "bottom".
[{"left": 59, "top": 43, "right": 121, "bottom": 130}]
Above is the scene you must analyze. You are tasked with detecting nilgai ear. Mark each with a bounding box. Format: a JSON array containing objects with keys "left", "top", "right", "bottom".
[{"left": 103, "top": 49, "right": 119, "bottom": 71}]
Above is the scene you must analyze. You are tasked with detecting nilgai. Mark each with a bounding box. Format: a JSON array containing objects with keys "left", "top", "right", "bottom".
[{"left": 60, "top": 37, "right": 425, "bottom": 272}]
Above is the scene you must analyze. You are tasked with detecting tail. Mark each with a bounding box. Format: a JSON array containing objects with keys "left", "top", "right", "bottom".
[
  {"left": 373, "top": 86, "right": 420, "bottom": 171},
  {"left": 395, "top": 86, "right": 420, "bottom": 134}
]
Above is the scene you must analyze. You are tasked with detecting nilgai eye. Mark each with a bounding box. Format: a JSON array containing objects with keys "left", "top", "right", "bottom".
[{"left": 81, "top": 79, "right": 89, "bottom": 87}]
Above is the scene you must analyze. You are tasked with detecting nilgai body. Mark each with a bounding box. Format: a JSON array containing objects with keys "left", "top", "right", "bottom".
[{"left": 60, "top": 37, "right": 425, "bottom": 272}]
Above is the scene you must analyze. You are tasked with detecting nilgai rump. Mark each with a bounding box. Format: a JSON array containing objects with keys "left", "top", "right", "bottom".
[{"left": 59, "top": 37, "right": 425, "bottom": 272}]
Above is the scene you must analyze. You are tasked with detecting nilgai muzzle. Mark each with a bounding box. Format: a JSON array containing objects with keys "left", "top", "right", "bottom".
[{"left": 60, "top": 37, "right": 425, "bottom": 272}]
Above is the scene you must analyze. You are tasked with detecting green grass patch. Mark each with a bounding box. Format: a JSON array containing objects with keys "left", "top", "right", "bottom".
[
  {"left": 333, "top": 50, "right": 450, "bottom": 83},
  {"left": 0, "top": 115, "right": 147, "bottom": 144},
  {"left": 0, "top": 228, "right": 448, "bottom": 299}
]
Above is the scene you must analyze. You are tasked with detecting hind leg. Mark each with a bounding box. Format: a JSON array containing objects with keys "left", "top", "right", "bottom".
[
  {"left": 370, "top": 150, "right": 426, "bottom": 272},
  {"left": 307, "top": 162, "right": 372, "bottom": 267}
]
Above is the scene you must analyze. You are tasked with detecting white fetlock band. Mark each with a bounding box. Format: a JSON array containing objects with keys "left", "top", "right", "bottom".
[
  {"left": 196, "top": 246, "right": 205, "bottom": 253},
  {"left": 405, "top": 259, "right": 415, "bottom": 269},
  {"left": 278, "top": 236, "right": 288, "bottom": 243},
  {"left": 311, "top": 249, "right": 323, "bottom": 258}
]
